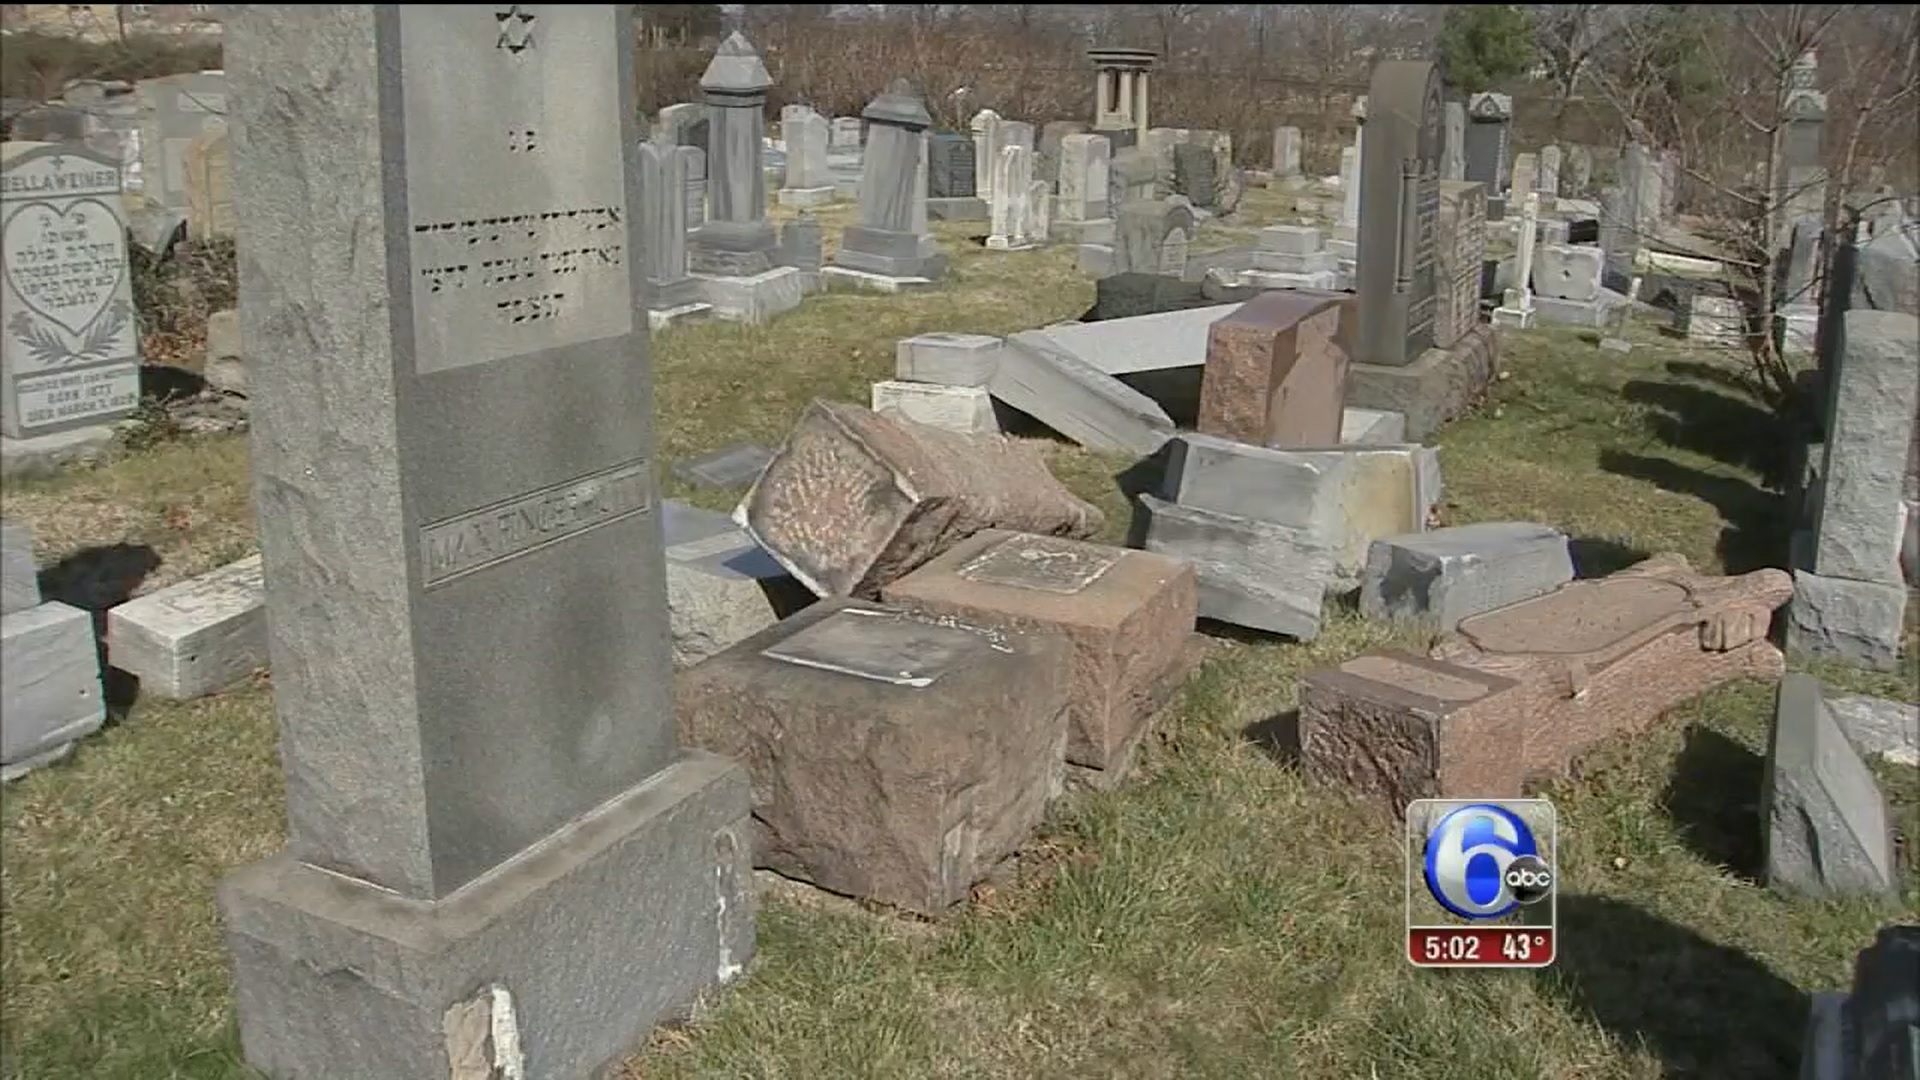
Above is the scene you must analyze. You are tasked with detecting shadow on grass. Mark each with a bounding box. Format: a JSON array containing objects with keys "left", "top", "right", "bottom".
[
  {"left": 37, "top": 542, "right": 162, "bottom": 713},
  {"left": 1242, "top": 707, "right": 1300, "bottom": 765},
  {"left": 1597, "top": 451, "right": 1788, "bottom": 574},
  {"left": 1568, "top": 536, "right": 1652, "bottom": 579},
  {"left": 1620, "top": 373, "right": 1792, "bottom": 485},
  {"left": 1658, "top": 724, "right": 1767, "bottom": 881},
  {"left": 1544, "top": 894, "right": 1807, "bottom": 1079}
]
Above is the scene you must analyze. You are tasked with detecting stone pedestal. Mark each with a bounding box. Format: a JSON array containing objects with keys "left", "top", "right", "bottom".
[
  {"left": 218, "top": 11, "right": 753, "bottom": 1078},
  {"left": 688, "top": 34, "right": 780, "bottom": 280},
  {"left": 826, "top": 79, "right": 946, "bottom": 290}
]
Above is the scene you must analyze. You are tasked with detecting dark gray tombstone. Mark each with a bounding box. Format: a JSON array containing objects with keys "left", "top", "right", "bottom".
[
  {"left": 689, "top": 33, "right": 777, "bottom": 275},
  {"left": 928, "top": 133, "right": 975, "bottom": 198},
  {"left": 1356, "top": 61, "right": 1443, "bottom": 368},
  {"left": 1463, "top": 91, "right": 1511, "bottom": 194},
  {"left": 1172, "top": 143, "right": 1217, "bottom": 210},
  {"left": 216, "top": 9, "right": 753, "bottom": 1077}
]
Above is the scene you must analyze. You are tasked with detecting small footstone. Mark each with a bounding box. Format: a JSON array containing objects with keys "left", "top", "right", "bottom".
[
  {"left": 106, "top": 555, "right": 268, "bottom": 699},
  {"left": 1137, "top": 493, "right": 1336, "bottom": 640},
  {"left": 2, "top": 601, "right": 106, "bottom": 780},
  {"left": 1762, "top": 673, "right": 1900, "bottom": 900},
  {"left": 676, "top": 598, "right": 1072, "bottom": 916},
  {"left": 883, "top": 529, "right": 1199, "bottom": 785},
  {"left": 1359, "top": 522, "right": 1574, "bottom": 630},
  {"left": 673, "top": 442, "right": 776, "bottom": 490},
  {"left": 736, "top": 400, "right": 1103, "bottom": 598},
  {"left": 870, "top": 380, "right": 1000, "bottom": 435},
  {"left": 662, "top": 501, "right": 808, "bottom": 668}
]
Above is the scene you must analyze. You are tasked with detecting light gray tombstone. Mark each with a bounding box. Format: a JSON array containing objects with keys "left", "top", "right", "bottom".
[
  {"left": 969, "top": 108, "right": 1002, "bottom": 203},
  {"left": 1, "top": 143, "right": 143, "bottom": 442},
  {"left": 1356, "top": 61, "right": 1443, "bottom": 368},
  {"left": 986, "top": 145, "right": 1036, "bottom": 250},
  {"left": 826, "top": 79, "right": 946, "bottom": 286},
  {"left": 830, "top": 115, "right": 863, "bottom": 148},
  {"left": 688, "top": 33, "right": 777, "bottom": 276},
  {"left": 677, "top": 144, "right": 707, "bottom": 229},
  {"left": 215, "top": 9, "right": 753, "bottom": 1078},
  {"left": 1623, "top": 142, "right": 1661, "bottom": 237},
  {"left": 1336, "top": 145, "right": 1361, "bottom": 235},
  {"left": 1441, "top": 101, "right": 1466, "bottom": 182},
  {"left": 1510, "top": 152, "right": 1537, "bottom": 200},
  {"left": 639, "top": 140, "right": 712, "bottom": 328},
  {"left": 1566, "top": 144, "right": 1593, "bottom": 197},
  {"left": 656, "top": 101, "right": 707, "bottom": 152},
  {"left": 777, "top": 108, "right": 834, "bottom": 207},
  {"left": 1057, "top": 133, "right": 1111, "bottom": 224},
  {"left": 1538, "top": 144, "right": 1561, "bottom": 198},
  {"left": 1272, "top": 125, "right": 1302, "bottom": 179},
  {"left": 133, "top": 70, "right": 227, "bottom": 219}
]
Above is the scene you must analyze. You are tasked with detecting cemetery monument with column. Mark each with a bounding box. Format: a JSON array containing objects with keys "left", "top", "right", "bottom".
[
  {"left": 688, "top": 32, "right": 803, "bottom": 322},
  {"left": 823, "top": 78, "right": 947, "bottom": 292}
]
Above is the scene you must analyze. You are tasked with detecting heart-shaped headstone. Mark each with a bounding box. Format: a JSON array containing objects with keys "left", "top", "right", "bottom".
[{"left": 2, "top": 196, "right": 129, "bottom": 338}]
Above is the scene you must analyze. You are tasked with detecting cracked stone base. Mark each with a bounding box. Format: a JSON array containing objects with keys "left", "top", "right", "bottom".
[
  {"left": 1345, "top": 327, "right": 1498, "bottom": 441},
  {"left": 217, "top": 754, "right": 754, "bottom": 1080}
]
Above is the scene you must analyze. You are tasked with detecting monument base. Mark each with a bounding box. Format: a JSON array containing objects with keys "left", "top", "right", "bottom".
[
  {"left": 693, "top": 267, "right": 805, "bottom": 324},
  {"left": 217, "top": 754, "right": 754, "bottom": 1080},
  {"left": 821, "top": 266, "right": 937, "bottom": 294},
  {"left": 1344, "top": 326, "right": 1498, "bottom": 441},
  {"left": 775, "top": 186, "right": 835, "bottom": 208},
  {"left": 926, "top": 196, "right": 988, "bottom": 222},
  {"left": 688, "top": 220, "right": 779, "bottom": 277},
  {"left": 1490, "top": 304, "right": 1536, "bottom": 329},
  {"left": 833, "top": 226, "right": 948, "bottom": 280},
  {"left": 984, "top": 235, "right": 1039, "bottom": 252},
  {"left": 647, "top": 301, "right": 715, "bottom": 331},
  {"left": 1532, "top": 289, "right": 1630, "bottom": 329},
  {"left": 0, "top": 423, "right": 126, "bottom": 481}
]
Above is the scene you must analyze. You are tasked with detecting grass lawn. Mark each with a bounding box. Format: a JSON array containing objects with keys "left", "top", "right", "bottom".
[{"left": 2, "top": 188, "right": 1915, "bottom": 1080}]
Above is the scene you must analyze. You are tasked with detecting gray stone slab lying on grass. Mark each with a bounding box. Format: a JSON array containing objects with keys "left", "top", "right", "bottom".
[
  {"left": 992, "top": 331, "right": 1175, "bottom": 457},
  {"left": 1031, "top": 303, "right": 1245, "bottom": 375},
  {"left": 673, "top": 442, "right": 776, "bottom": 490},
  {"left": 106, "top": 555, "right": 267, "bottom": 699},
  {"left": 2, "top": 601, "right": 105, "bottom": 781},
  {"left": 1359, "top": 522, "right": 1573, "bottom": 630},
  {"left": 1339, "top": 407, "right": 1407, "bottom": 445},
  {"left": 1785, "top": 568, "right": 1907, "bottom": 672},
  {"left": 1762, "top": 673, "right": 1900, "bottom": 900},
  {"left": 662, "top": 500, "right": 805, "bottom": 668},
  {"left": 1137, "top": 493, "right": 1335, "bottom": 640},
  {"left": 1824, "top": 694, "right": 1920, "bottom": 766},
  {"left": 894, "top": 332, "right": 1006, "bottom": 386},
  {"left": 2, "top": 519, "right": 38, "bottom": 616}
]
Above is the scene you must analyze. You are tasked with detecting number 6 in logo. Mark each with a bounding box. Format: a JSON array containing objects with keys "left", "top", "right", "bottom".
[{"left": 1423, "top": 803, "right": 1541, "bottom": 920}]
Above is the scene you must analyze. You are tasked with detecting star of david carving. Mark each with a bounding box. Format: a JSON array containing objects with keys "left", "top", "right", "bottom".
[{"left": 495, "top": 5, "right": 536, "bottom": 54}]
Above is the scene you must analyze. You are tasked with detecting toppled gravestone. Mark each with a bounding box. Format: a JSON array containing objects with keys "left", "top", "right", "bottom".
[
  {"left": 1360, "top": 522, "right": 1575, "bottom": 630},
  {"left": 1299, "top": 554, "right": 1794, "bottom": 814},
  {"left": 735, "top": 400, "right": 1103, "bottom": 597},
  {"left": 677, "top": 597, "right": 1071, "bottom": 916},
  {"left": 1762, "top": 674, "right": 1902, "bottom": 900}
]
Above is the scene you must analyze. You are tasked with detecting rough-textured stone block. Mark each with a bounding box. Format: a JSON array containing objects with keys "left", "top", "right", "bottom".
[
  {"left": 693, "top": 266, "right": 805, "bottom": 324},
  {"left": 991, "top": 331, "right": 1175, "bottom": 457},
  {"left": 676, "top": 599, "right": 1071, "bottom": 915},
  {"left": 1360, "top": 522, "right": 1574, "bottom": 629},
  {"left": 894, "top": 332, "right": 1005, "bottom": 386},
  {"left": 1812, "top": 310, "right": 1920, "bottom": 582},
  {"left": 662, "top": 501, "right": 807, "bottom": 668},
  {"left": 218, "top": 755, "right": 755, "bottom": 1080},
  {"left": 2, "top": 519, "right": 38, "bottom": 616},
  {"left": 1532, "top": 244, "right": 1603, "bottom": 301},
  {"left": 1163, "top": 435, "right": 1440, "bottom": 583},
  {"left": 1762, "top": 674, "right": 1900, "bottom": 899},
  {"left": 1, "top": 601, "right": 105, "bottom": 776},
  {"left": 1259, "top": 225, "right": 1323, "bottom": 255},
  {"left": 737, "top": 401, "right": 1102, "bottom": 598},
  {"left": 1137, "top": 493, "right": 1336, "bottom": 640},
  {"left": 1826, "top": 694, "right": 1920, "bottom": 766},
  {"left": 1345, "top": 325, "right": 1498, "bottom": 441},
  {"left": 1196, "top": 290, "right": 1352, "bottom": 449},
  {"left": 106, "top": 555, "right": 267, "bottom": 699},
  {"left": 883, "top": 530, "right": 1198, "bottom": 782},
  {"left": 1300, "top": 556, "right": 1793, "bottom": 814},
  {"left": 1786, "top": 569, "right": 1907, "bottom": 672},
  {"left": 870, "top": 380, "right": 1000, "bottom": 436}
]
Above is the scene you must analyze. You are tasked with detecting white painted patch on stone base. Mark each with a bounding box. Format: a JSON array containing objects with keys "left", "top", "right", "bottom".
[
  {"left": 870, "top": 380, "right": 1000, "bottom": 436},
  {"left": 443, "top": 985, "right": 526, "bottom": 1080}
]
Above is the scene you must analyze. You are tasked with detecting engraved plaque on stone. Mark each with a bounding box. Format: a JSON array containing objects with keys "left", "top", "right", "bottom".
[
  {"left": 400, "top": 6, "right": 633, "bottom": 374},
  {"left": 958, "top": 535, "right": 1119, "bottom": 595},
  {"left": 762, "top": 607, "right": 998, "bottom": 687},
  {"left": 1455, "top": 577, "right": 1690, "bottom": 656}
]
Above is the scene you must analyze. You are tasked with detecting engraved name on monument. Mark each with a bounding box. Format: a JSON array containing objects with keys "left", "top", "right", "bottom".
[
  {"left": 957, "top": 534, "right": 1120, "bottom": 595},
  {"left": 401, "top": 6, "right": 633, "bottom": 374}
]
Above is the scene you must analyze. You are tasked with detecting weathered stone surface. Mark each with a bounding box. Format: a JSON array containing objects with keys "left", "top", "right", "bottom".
[
  {"left": 1533, "top": 244, "right": 1604, "bottom": 301},
  {"left": 1340, "top": 407, "right": 1407, "bottom": 445},
  {"left": 106, "top": 554, "right": 266, "bottom": 699},
  {"left": 1137, "top": 493, "right": 1337, "bottom": 640},
  {"left": 677, "top": 598, "right": 1072, "bottom": 915},
  {"left": 895, "top": 332, "right": 1005, "bottom": 386},
  {"left": 1762, "top": 673, "right": 1900, "bottom": 899},
  {"left": 1786, "top": 568, "right": 1906, "bottom": 672},
  {"left": 1163, "top": 435, "right": 1441, "bottom": 583},
  {"left": 1825, "top": 693, "right": 1920, "bottom": 766},
  {"left": 1033, "top": 304, "right": 1242, "bottom": 375},
  {"left": 883, "top": 529, "right": 1198, "bottom": 779},
  {"left": 870, "top": 380, "right": 1000, "bottom": 436},
  {"left": 1196, "top": 291, "right": 1352, "bottom": 449},
  {"left": 662, "top": 500, "right": 807, "bottom": 668},
  {"left": 1435, "top": 180, "right": 1487, "bottom": 348},
  {"left": 204, "top": 308, "right": 248, "bottom": 395},
  {"left": 1812, "top": 310, "right": 1920, "bottom": 582},
  {"left": 1356, "top": 62, "right": 1443, "bottom": 369},
  {"left": 1300, "top": 555, "right": 1794, "bottom": 814},
  {"left": 736, "top": 401, "right": 1102, "bottom": 598},
  {"left": 992, "top": 331, "right": 1175, "bottom": 456},
  {"left": 1360, "top": 522, "right": 1574, "bottom": 630},
  {"left": 1, "top": 600, "right": 105, "bottom": 777},
  {"left": 1346, "top": 324, "right": 1499, "bottom": 440},
  {"left": 673, "top": 442, "right": 774, "bottom": 490},
  {"left": 1844, "top": 926, "right": 1920, "bottom": 1078},
  {"left": 2, "top": 519, "right": 38, "bottom": 616}
]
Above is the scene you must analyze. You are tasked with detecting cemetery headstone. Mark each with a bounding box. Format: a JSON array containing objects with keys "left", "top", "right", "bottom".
[
  {"left": 689, "top": 33, "right": 779, "bottom": 276},
  {"left": 133, "top": 70, "right": 228, "bottom": 221},
  {"left": 1056, "top": 133, "right": 1111, "bottom": 225},
  {"left": 656, "top": 101, "right": 708, "bottom": 152},
  {"left": 1, "top": 143, "right": 142, "bottom": 442},
  {"left": 826, "top": 79, "right": 947, "bottom": 287},
  {"left": 1493, "top": 192, "right": 1541, "bottom": 328},
  {"left": 1435, "top": 180, "right": 1487, "bottom": 348},
  {"left": 1463, "top": 92, "right": 1511, "bottom": 196},
  {"left": 215, "top": 10, "right": 753, "bottom": 1077},
  {"left": 927, "top": 133, "right": 975, "bottom": 198},
  {"left": 969, "top": 108, "right": 1001, "bottom": 203},
  {"left": 1538, "top": 144, "right": 1562, "bottom": 199},
  {"left": 830, "top": 115, "right": 863, "bottom": 148},
  {"left": 1272, "top": 125, "right": 1303, "bottom": 184},
  {"left": 1356, "top": 61, "right": 1443, "bottom": 368},
  {"left": 1763, "top": 673, "right": 1900, "bottom": 899},
  {"left": 776, "top": 107, "right": 834, "bottom": 208},
  {"left": 182, "top": 126, "right": 234, "bottom": 240},
  {"left": 638, "top": 139, "right": 712, "bottom": 328},
  {"left": 1196, "top": 291, "right": 1351, "bottom": 448},
  {"left": 986, "top": 145, "right": 1037, "bottom": 250}
]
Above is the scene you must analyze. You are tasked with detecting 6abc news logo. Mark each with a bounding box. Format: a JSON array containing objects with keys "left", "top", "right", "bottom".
[{"left": 1408, "top": 800, "right": 1557, "bottom": 968}]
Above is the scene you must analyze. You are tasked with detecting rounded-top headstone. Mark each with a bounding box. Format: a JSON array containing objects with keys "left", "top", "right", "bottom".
[
  {"left": 863, "top": 79, "right": 930, "bottom": 131},
  {"left": 700, "top": 31, "right": 771, "bottom": 96}
]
